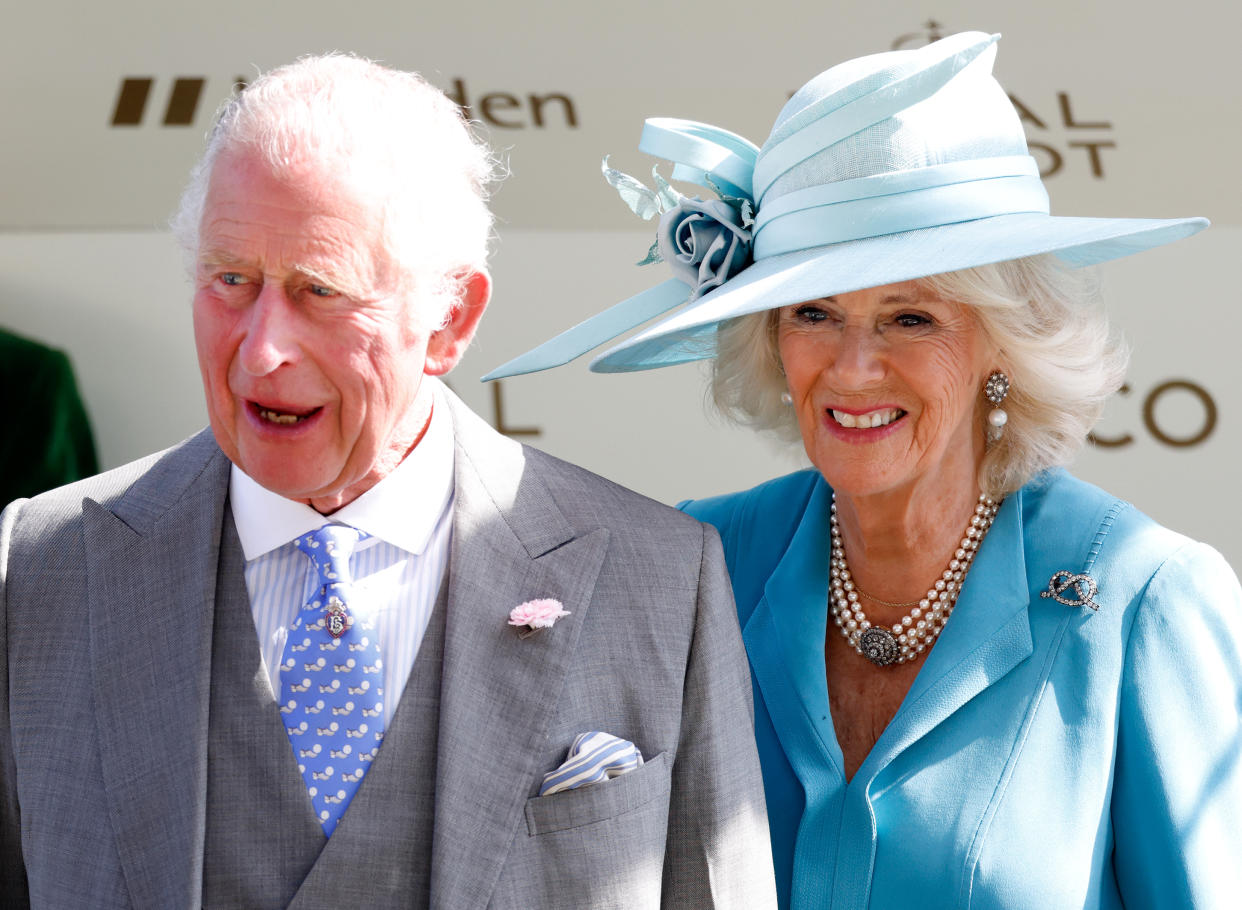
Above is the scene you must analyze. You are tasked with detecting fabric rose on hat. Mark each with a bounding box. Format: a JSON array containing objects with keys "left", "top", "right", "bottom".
[{"left": 657, "top": 196, "right": 754, "bottom": 299}]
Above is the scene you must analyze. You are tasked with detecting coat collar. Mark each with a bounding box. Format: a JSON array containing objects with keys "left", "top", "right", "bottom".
[
  {"left": 743, "top": 475, "right": 1034, "bottom": 789},
  {"left": 429, "top": 391, "right": 609, "bottom": 908},
  {"left": 85, "top": 428, "right": 228, "bottom": 909}
]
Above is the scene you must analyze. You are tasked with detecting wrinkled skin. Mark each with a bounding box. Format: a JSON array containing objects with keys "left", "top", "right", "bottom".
[{"left": 192, "top": 148, "right": 489, "bottom": 513}]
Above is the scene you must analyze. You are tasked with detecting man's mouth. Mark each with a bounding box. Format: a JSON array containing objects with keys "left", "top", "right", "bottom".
[
  {"left": 830, "top": 407, "right": 905, "bottom": 429},
  {"left": 251, "top": 402, "right": 321, "bottom": 425}
]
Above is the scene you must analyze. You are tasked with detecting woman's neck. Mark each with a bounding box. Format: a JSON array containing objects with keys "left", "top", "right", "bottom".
[{"left": 832, "top": 476, "right": 984, "bottom": 609}]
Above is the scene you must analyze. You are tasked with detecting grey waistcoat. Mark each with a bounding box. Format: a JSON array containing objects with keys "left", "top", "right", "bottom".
[{"left": 202, "top": 524, "right": 447, "bottom": 909}]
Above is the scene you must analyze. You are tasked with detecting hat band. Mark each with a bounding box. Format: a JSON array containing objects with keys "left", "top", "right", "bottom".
[
  {"left": 752, "top": 168, "right": 1049, "bottom": 260},
  {"left": 755, "top": 155, "right": 1040, "bottom": 223}
]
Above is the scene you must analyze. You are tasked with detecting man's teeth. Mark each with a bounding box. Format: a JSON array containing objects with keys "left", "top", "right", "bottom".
[
  {"left": 258, "top": 408, "right": 304, "bottom": 425},
  {"left": 832, "top": 408, "right": 902, "bottom": 429}
]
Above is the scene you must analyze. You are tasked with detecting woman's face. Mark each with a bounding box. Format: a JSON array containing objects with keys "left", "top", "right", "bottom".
[{"left": 776, "top": 280, "right": 996, "bottom": 501}]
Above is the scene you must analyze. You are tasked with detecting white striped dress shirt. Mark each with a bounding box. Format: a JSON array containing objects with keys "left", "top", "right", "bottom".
[{"left": 229, "top": 394, "right": 454, "bottom": 729}]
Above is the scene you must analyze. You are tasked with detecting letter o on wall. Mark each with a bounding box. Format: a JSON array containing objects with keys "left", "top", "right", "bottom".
[{"left": 1142, "top": 380, "right": 1218, "bottom": 448}]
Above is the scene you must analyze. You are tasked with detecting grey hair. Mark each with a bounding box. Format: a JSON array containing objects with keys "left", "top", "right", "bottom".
[
  {"left": 170, "top": 52, "right": 500, "bottom": 327},
  {"left": 710, "top": 254, "right": 1129, "bottom": 498}
]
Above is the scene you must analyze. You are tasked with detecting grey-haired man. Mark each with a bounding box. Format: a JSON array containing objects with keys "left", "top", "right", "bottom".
[{"left": 0, "top": 54, "right": 774, "bottom": 908}]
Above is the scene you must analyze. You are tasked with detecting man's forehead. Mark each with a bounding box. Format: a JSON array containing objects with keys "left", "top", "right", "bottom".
[
  {"left": 208, "top": 146, "right": 360, "bottom": 214},
  {"left": 197, "top": 162, "right": 394, "bottom": 293},
  {"left": 198, "top": 211, "right": 369, "bottom": 254}
]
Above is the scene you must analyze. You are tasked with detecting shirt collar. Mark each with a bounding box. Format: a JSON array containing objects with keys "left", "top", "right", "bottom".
[{"left": 229, "top": 380, "right": 455, "bottom": 560}]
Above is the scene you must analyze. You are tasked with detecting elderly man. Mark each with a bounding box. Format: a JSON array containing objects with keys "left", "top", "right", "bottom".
[{"left": 0, "top": 55, "right": 774, "bottom": 908}]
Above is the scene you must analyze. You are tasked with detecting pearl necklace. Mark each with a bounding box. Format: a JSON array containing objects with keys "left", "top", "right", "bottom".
[{"left": 830, "top": 492, "right": 1000, "bottom": 667}]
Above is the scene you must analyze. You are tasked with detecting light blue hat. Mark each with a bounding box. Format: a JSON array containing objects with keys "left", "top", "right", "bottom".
[{"left": 483, "top": 32, "right": 1207, "bottom": 380}]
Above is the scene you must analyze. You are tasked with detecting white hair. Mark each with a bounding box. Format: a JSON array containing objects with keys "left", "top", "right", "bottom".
[
  {"left": 170, "top": 53, "right": 500, "bottom": 327},
  {"left": 710, "top": 254, "right": 1129, "bottom": 498}
]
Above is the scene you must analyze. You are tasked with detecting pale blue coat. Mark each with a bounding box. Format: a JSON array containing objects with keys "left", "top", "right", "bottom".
[{"left": 683, "top": 468, "right": 1242, "bottom": 910}]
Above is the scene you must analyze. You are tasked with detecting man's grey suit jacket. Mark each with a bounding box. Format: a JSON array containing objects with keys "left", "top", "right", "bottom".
[{"left": 0, "top": 392, "right": 775, "bottom": 908}]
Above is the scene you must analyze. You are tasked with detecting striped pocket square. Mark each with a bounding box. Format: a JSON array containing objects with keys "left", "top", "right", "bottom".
[{"left": 539, "top": 731, "right": 644, "bottom": 796}]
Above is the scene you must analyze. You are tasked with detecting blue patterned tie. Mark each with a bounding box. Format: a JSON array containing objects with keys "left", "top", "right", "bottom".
[{"left": 279, "top": 524, "right": 385, "bottom": 836}]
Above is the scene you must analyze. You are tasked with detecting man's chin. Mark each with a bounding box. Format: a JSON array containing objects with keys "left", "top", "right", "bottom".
[{"left": 229, "top": 449, "right": 344, "bottom": 509}]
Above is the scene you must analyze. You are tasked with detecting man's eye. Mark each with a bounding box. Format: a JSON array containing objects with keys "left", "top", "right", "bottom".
[
  {"left": 220, "top": 272, "right": 245, "bottom": 286},
  {"left": 309, "top": 284, "right": 336, "bottom": 297}
]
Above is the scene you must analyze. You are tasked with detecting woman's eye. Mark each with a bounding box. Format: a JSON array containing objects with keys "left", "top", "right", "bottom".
[
  {"left": 792, "top": 304, "right": 828, "bottom": 322},
  {"left": 894, "top": 312, "right": 932, "bottom": 328}
]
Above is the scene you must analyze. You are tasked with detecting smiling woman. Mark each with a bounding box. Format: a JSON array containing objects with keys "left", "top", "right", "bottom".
[{"left": 484, "top": 30, "right": 1242, "bottom": 910}]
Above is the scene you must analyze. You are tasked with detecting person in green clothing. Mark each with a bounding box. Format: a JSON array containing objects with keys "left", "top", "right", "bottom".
[{"left": 1, "top": 328, "right": 98, "bottom": 508}]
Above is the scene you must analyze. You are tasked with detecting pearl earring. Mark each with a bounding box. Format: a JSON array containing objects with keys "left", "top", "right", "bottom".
[
  {"left": 780, "top": 391, "right": 793, "bottom": 405},
  {"left": 984, "top": 371, "right": 1010, "bottom": 441}
]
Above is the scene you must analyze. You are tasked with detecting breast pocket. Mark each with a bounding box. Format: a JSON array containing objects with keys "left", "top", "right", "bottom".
[{"left": 524, "top": 751, "right": 671, "bottom": 836}]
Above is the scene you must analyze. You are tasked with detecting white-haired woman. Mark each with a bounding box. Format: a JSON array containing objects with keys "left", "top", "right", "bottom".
[{"left": 487, "top": 32, "right": 1242, "bottom": 910}]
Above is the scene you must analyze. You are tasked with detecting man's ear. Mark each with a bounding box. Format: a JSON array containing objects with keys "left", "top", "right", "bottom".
[{"left": 425, "top": 269, "right": 491, "bottom": 376}]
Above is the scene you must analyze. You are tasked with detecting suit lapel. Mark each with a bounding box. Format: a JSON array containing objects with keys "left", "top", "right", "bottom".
[
  {"left": 430, "top": 394, "right": 609, "bottom": 909},
  {"left": 85, "top": 430, "right": 228, "bottom": 909}
]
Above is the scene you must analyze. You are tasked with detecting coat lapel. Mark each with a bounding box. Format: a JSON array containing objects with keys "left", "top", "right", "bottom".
[
  {"left": 85, "top": 430, "right": 228, "bottom": 909},
  {"left": 859, "top": 491, "right": 1034, "bottom": 779},
  {"left": 430, "top": 394, "right": 609, "bottom": 909},
  {"left": 743, "top": 479, "right": 845, "bottom": 784}
]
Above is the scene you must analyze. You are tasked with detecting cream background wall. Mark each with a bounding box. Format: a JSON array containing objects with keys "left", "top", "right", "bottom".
[{"left": 2, "top": 1, "right": 1237, "bottom": 566}]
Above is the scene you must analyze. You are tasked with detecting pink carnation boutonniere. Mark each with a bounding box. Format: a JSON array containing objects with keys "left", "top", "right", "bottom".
[{"left": 508, "top": 598, "right": 571, "bottom": 638}]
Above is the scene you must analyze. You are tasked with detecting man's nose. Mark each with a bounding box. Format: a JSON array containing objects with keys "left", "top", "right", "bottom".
[{"left": 237, "top": 284, "right": 299, "bottom": 376}]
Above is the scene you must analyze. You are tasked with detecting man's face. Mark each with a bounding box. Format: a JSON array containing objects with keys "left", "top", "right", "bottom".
[{"left": 192, "top": 148, "right": 470, "bottom": 513}]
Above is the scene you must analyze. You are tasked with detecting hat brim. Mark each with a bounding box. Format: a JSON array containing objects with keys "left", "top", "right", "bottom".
[{"left": 590, "top": 213, "right": 1207, "bottom": 373}]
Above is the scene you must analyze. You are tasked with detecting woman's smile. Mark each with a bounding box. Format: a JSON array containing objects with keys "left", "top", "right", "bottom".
[{"left": 828, "top": 407, "right": 907, "bottom": 429}]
